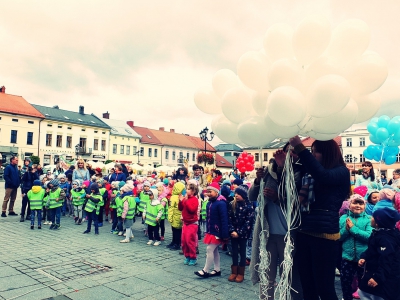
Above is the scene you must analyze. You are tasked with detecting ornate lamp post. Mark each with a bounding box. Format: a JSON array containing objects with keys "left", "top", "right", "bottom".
[{"left": 199, "top": 127, "right": 214, "bottom": 166}]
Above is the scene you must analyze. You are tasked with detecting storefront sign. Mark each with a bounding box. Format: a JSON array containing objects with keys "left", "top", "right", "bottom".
[{"left": 93, "top": 155, "right": 106, "bottom": 159}]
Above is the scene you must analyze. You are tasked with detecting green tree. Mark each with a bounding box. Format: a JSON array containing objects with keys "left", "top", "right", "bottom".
[
  {"left": 30, "top": 155, "right": 40, "bottom": 165},
  {"left": 105, "top": 159, "right": 114, "bottom": 164}
]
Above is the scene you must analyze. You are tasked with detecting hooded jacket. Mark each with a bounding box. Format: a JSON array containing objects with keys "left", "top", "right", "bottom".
[
  {"left": 168, "top": 182, "right": 185, "bottom": 229},
  {"left": 27, "top": 185, "right": 45, "bottom": 210},
  {"left": 4, "top": 163, "right": 21, "bottom": 189},
  {"left": 206, "top": 194, "right": 229, "bottom": 239},
  {"left": 359, "top": 229, "right": 400, "bottom": 300}
]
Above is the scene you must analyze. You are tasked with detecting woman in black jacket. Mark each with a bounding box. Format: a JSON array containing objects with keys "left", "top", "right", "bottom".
[
  {"left": 20, "top": 167, "right": 39, "bottom": 221},
  {"left": 289, "top": 136, "right": 350, "bottom": 300}
]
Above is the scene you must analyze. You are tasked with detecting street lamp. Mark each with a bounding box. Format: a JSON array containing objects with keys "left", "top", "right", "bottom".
[
  {"left": 199, "top": 127, "right": 214, "bottom": 166},
  {"left": 133, "top": 150, "right": 142, "bottom": 164},
  {"left": 353, "top": 157, "right": 358, "bottom": 174},
  {"left": 75, "top": 144, "right": 80, "bottom": 160}
]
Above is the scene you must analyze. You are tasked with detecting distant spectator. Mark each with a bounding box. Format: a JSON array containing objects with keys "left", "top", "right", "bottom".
[{"left": 2, "top": 156, "right": 20, "bottom": 217}]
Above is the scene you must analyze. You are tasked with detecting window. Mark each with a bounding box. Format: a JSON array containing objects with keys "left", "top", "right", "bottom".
[
  {"left": 66, "top": 136, "right": 72, "bottom": 148},
  {"left": 56, "top": 135, "right": 62, "bottom": 147},
  {"left": 140, "top": 147, "right": 144, "bottom": 156},
  {"left": 165, "top": 150, "right": 169, "bottom": 160},
  {"left": 346, "top": 138, "right": 352, "bottom": 147},
  {"left": 81, "top": 128, "right": 86, "bottom": 132},
  {"left": 120, "top": 145, "right": 124, "bottom": 154},
  {"left": 67, "top": 126, "right": 72, "bottom": 130},
  {"left": 113, "top": 144, "right": 117, "bottom": 154},
  {"left": 28, "top": 121, "right": 34, "bottom": 124},
  {"left": 344, "top": 154, "right": 353, "bottom": 163},
  {"left": 172, "top": 151, "right": 176, "bottom": 160},
  {"left": 26, "top": 132, "right": 33, "bottom": 145},
  {"left": 93, "top": 139, "right": 99, "bottom": 150},
  {"left": 397, "top": 153, "right": 400, "bottom": 163},
  {"left": 102, "top": 132, "right": 105, "bottom": 134},
  {"left": 263, "top": 153, "right": 268, "bottom": 161},
  {"left": 12, "top": 118, "right": 18, "bottom": 122},
  {"left": 126, "top": 146, "right": 130, "bottom": 155},
  {"left": 359, "top": 154, "right": 365, "bottom": 163},
  {"left": 223, "top": 152, "right": 231, "bottom": 156},
  {"left": 359, "top": 137, "right": 365, "bottom": 147},
  {"left": 101, "top": 140, "right": 106, "bottom": 151},
  {"left": 79, "top": 138, "right": 87, "bottom": 152},
  {"left": 94, "top": 130, "right": 98, "bottom": 133},
  {"left": 58, "top": 125, "right": 62, "bottom": 128},
  {"left": 47, "top": 124, "right": 52, "bottom": 127},
  {"left": 179, "top": 151, "right": 183, "bottom": 159},
  {"left": 133, "top": 146, "right": 137, "bottom": 154},
  {"left": 192, "top": 153, "right": 195, "bottom": 161},
  {"left": 46, "top": 134, "right": 52, "bottom": 146},
  {"left": 148, "top": 148, "right": 152, "bottom": 157},
  {"left": 154, "top": 149, "right": 158, "bottom": 157},
  {"left": 255, "top": 153, "right": 259, "bottom": 161},
  {"left": 186, "top": 152, "right": 189, "bottom": 160}
]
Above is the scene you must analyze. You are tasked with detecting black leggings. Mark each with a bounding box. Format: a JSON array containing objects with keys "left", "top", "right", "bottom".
[
  {"left": 171, "top": 227, "right": 182, "bottom": 246},
  {"left": 159, "top": 219, "right": 165, "bottom": 237},
  {"left": 231, "top": 237, "right": 247, "bottom": 266}
]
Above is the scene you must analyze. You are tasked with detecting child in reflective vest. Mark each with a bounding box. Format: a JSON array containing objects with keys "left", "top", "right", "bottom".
[
  {"left": 118, "top": 183, "right": 135, "bottom": 243},
  {"left": 139, "top": 181, "right": 151, "bottom": 234},
  {"left": 45, "top": 179, "right": 66, "bottom": 230},
  {"left": 143, "top": 188, "right": 163, "bottom": 246},
  {"left": 156, "top": 182, "right": 169, "bottom": 241},
  {"left": 83, "top": 183, "right": 102, "bottom": 235},
  {"left": 27, "top": 180, "right": 45, "bottom": 229},
  {"left": 109, "top": 181, "right": 122, "bottom": 234},
  {"left": 71, "top": 180, "right": 86, "bottom": 224},
  {"left": 97, "top": 178, "right": 107, "bottom": 227}
]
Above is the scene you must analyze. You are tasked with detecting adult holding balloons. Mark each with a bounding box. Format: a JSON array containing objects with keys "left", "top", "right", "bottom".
[
  {"left": 354, "top": 161, "right": 382, "bottom": 196},
  {"left": 288, "top": 136, "right": 350, "bottom": 300}
]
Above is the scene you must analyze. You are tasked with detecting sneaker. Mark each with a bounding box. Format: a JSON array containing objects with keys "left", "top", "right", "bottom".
[
  {"left": 110, "top": 230, "right": 115, "bottom": 234},
  {"left": 196, "top": 247, "right": 199, "bottom": 254},
  {"left": 25, "top": 215, "right": 31, "bottom": 220},
  {"left": 147, "top": 240, "right": 154, "bottom": 245},
  {"left": 335, "top": 268, "right": 341, "bottom": 276},
  {"left": 48, "top": 221, "right": 52, "bottom": 225},
  {"left": 95, "top": 231, "right": 99, "bottom": 235},
  {"left": 54, "top": 224, "right": 60, "bottom": 230},
  {"left": 108, "top": 219, "right": 113, "bottom": 224},
  {"left": 38, "top": 225, "right": 41, "bottom": 229},
  {"left": 166, "top": 242, "right": 174, "bottom": 249},
  {"left": 118, "top": 231, "right": 123, "bottom": 236},
  {"left": 30, "top": 225, "right": 34, "bottom": 230},
  {"left": 113, "top": 231, "right": 119, "bottom": 235},
  {"left": 8, "top": 211, "right": 18, "bottom": 216},
  {"left": 154, "top": 241, "right": 161, "bottom": 246},
  {"left": 179, "top": 250, "right": 184, "bottom": 255},
  {"left": 1, "top": 212, "right": 6, "bottom": 217},
  {"left": 170, "top": 244, "right": 180, "bottom": 251},
  {"left": 20, "top": 216, "right": 25, "bottom": 222},
  {"left": 160, "top": 236, "right": 165, "bottom": 241},
  {"left": 43, "top": 221, "right": 49, "bottom": 225},
  {"left": 188, "top": 259, "right": 198, "bottom": 266},
  {"left": 120, "top": 239, "right": 130, "bottom": 243},
  {"left": 83, "top": 230, "right": 90, "bottom": 234},
  {"left": 245, "top": 258, "right": 250, "bottom": 266},
  {"left": 98, "top": 223, "right": 103, "bottom": 227},
  {"left": 49, "top": 224, "right": 55, "bottom": 230},
  {"left": 184, "top": 257, "right": 190, "bottom": 265},
  {"left": 352, "top": 291, "right": 360, "bottom": 299}
]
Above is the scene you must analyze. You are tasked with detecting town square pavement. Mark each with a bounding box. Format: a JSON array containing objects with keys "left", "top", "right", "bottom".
[{"left": 0, "top": 187, "right": 343, "bottom": 300}]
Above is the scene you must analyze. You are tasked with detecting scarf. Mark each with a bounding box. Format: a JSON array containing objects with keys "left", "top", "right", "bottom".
[{"left": 298, "top": 173, "right": 314, "bottom": 212}]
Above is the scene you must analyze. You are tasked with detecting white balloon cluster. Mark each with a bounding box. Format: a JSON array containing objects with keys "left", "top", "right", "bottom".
[{"left": 194, "top": 16, "right": 388, "bottom": 147}]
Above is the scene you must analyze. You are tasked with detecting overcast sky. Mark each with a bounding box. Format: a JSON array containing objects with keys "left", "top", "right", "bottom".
[{"left": 1, "top": 0, "right": 399, "bottom": 145}]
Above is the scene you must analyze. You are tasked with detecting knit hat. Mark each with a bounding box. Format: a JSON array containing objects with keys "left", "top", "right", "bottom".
[
  {"left": 143, "top": 181, "right": 151, "bottom": 187},
  {"left": 57, "top": 173, "right": 66, "bottom": 179},
  {"left": 220, "top": 185, "right": 231, "bottom": 198},
  {"left": 222, "top": 179, "right": 231, "bottom": 186},
  {"left": 48, "top": 179, "right": 59, "bottom": 188},
  {"left": 163, "top": 178, "right": 169, "bottom": 185},
  {"left": 95, "top": 167, "right": 102, "bottom": 173},
  {"left": 372, "top": 207, "right": 400, "bottom": 229},
  {"left": 82, "top": 180, "right": 90, "bottom": 188},
  {"left": 90, "top": 183, "right": 99, "bottom": 193},
  {"left": 349, "top": 194, "right": 366, "bottom": 204},
  {"left": 33, "top": 180, "right": 41, "bottom": 186},
  {"left": 24, "top": 157, "right": 32, "bottom": 163},
  {"left": 96, "top": 178, "right": 105, "bottom": 185},
  {"left": 72, "top": 180, "right": 81, "bottom": 187},
  {"left": 206, "top": 182, "right": 220, "bottom": 194},
  {"left": 232, "top": 178, "right": 243, "bottom": 186},
  {"left": 379, "top": 188, "right": 396, "bottom": 201},
  {"left": 187, "top": 179, "right": 199, "bottom": 186},
  {"left": 39, "top": 174, "right": 46, "bottom": 181},
  {"left": 111, "top": 181, "right": 119, "bottom": 188},
  {"left": 120, "top": 184, "right": 131, "bottom": 193},
  {"left": 235, "top": 184, "right": 249, "bottom": 200},
  {"left": 118, "top": 181, "right": 126, "bottom": 189},
  {"left": 353, "top": 185, "right": 368, "bottom": 197},
  {"left": 150, "top": 188, "right": 159, "bottom": 199}
]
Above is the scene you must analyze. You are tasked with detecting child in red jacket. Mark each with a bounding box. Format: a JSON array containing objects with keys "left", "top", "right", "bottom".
[{"left": 179, "top": 182, "right": 200, "bottom": 266}]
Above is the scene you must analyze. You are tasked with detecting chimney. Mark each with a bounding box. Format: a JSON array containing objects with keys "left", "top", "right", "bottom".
[
  {"left": 79, "top": 106, "right": 84, "bottom": 114},
  {"left": 0, "top": 86, "right": 5, "bottom": 93},
  {"left": 127, "top": 121, "right": 134, "bottom": 128},
  {"left": 170, "top": 129, "right": 175, "bottom": 133},
  {"left": 159, "top": 127, "right": 164, "bottom": 131},
  {"left": 103, "top": 111, "right": 110, "bottom": 119}
]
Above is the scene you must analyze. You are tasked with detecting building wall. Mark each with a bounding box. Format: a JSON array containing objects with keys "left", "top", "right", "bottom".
[
  {"left": 136, "top": 143, "right": 163, "bottom": 167},
  {"left": 0, "top": 112, "right": 42, "bottom": 162},
  {"left": 162, "top": 146, "right": 198, "bottom": 167},
  {"left": 245, "top": 149, "right": 276, "bottom": 168},
  {"left": 108, "top": 134, "right": 141, "bottom": 163},
  {"left": 38, "top": 120, "right": 110, "bottom": 165}
]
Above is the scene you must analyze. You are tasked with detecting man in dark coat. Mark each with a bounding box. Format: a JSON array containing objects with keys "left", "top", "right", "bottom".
[{"left": 2, "top": 156, "right": 21, "bottom": 217}]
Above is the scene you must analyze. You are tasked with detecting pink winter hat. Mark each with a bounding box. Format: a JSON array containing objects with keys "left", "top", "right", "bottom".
[
  {"left": 353, "top": 185, "right": 368, "bottom": 197},
  {"left": 379, "top": 188, "right": 396, "bottom": 201}
]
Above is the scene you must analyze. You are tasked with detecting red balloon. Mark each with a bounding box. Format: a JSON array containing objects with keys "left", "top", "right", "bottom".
[
  {"left": 245, "top": 162, "right": 253, "bottom": 171},
  {"left": 242, "top": 156, "right": 250, "bottom": 163},
  {"left": 239, "top": 166, "right": 246, "bottom": 173},
  {"left": 236, "top": 162, "right": 243, "bottom": 169},
  {"left": 247, "top": 165, "right": 255, "bottom": 171},
  {"left": 241, "top": 152, "right": 248, "bottom": 159}
]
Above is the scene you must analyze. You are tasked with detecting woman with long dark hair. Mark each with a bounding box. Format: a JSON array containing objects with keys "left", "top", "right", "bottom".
[
  {"left": 355, "top": 161, "right": 382, "bottom": 194},
  {"left": 289, "top": 136, "right": 350, "bottom": 300}
]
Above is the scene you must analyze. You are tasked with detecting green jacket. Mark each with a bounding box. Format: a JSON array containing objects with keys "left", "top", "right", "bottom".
[
  {"left": 71, "top": 188, "right": 86, "bottom": 206},
  {"left": 124, "top": 196, "right": 136, "bottom": 220},
  {"left": 339, "top": 211, "right": 373, "bottom": 261},
  {"left": 110, "top": 189, "right": 118, "bottom": 209},
  {"left": 168, "top": 182, "right": 185, "bottom": 229},
  {"left": 27, "top": 186, "right": 45, "bottom": 210},
  {"left": 138, "top": 191, "right": 150, "bottom": 213},
  {"left": 84, "top": 194, "right": 102, "bottom": 214},
  {"left": 144, "top": 201, "right": 163, "bottom": 226},
  {"left": 47, "top": 188, "right": 65, "bottom": 209}
]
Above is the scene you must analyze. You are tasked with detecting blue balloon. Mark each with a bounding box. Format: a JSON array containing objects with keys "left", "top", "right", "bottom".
[
  {"left": 388, "top": 138, "right": 400, "bottom": 147},
  {"left": 367, "top": 122, "right": 379, "bottom": 135},
  {"left": 369, "top": 134, "right": 381, "bottom": 144},
  {"left": 385, "top": 155, "right": 397, "bottom": 165},
  {"left": 377, "top": 115, "right": 390, "bottom": 128},
  {"left": 370, "top": 117, "right": 379, "bottom": 123},
  {"left": 385, "top": 146, "right": 399, "bottom": 156},
  {"left": 387, "top": 118, "right": 400, "bottom": 135},
  {"left": 375, "top": 128, "right": 389, "bottom": 143},
  {"left": 363, "top": 148, "right": 374, "bottom": 160}
]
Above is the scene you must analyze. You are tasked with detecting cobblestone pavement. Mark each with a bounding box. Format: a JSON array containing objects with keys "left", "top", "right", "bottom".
[{"left": 0, "top": 188, "right": 343, "bottom": 300}]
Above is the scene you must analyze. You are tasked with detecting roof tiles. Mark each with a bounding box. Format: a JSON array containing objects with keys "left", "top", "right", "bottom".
[
  {"left": 0, "top": 93, "right": 44, "bottom": 118},
  {"left": 150, "top": 129, "right": 198, "bottom": 149}
]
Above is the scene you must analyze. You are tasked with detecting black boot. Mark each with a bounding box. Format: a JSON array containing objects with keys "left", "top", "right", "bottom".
[{"left": 20, "top": 215, "right": 25, "bottom": 222}]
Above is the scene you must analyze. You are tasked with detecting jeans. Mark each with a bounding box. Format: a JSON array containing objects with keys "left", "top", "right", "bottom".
[
  {"left": 73, "top": 205, "right": 83, "bottom": 220},
  {"left": 86, "top": 210, "right": 98, "bottom": 233},
  {"left": 148, "top": 224, "right": 160, "bottom": 241},
  {"left": 30, "top": 209, "right": 42, "bottom": 226},
  {"left": 296, "top": 232, "right": 338, "bottom": 300},
  {"left": 49, "top": 207, "right": 61, "bottom": 225},
  {"left": 231, "top": 237, "right": 247, "bottom": 266},
  {"left": 2, "top": 188, "right": 17, "bottom": 213}
]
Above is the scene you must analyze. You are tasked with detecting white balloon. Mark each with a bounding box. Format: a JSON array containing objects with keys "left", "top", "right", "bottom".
[
  {"left": 252, "top": 92, "right": 269, "bottom": 115},
  {"left": 309, "top": 131, "right": 339, "bottom": 141},
  {"left": 293, "top": 15, "right": 331, "bottom": 65},
  {"left": 267, "top": 86, "right": 306, "bottom": 127},
  {"left": 263, "top": 23, "right": 294, "bottom": 63},
  {"left": 353, "top": 92, "right": 381, "bottom": 123},
  {"left": 237, "top": 51, "right": 270, "bottom": 93},
  {"left": 297, "top": 115, "right": 314, "bottom": 136},
  {"left": 264, "top": 114, "right": 299, "bottom": 138},
  {"left": 237, "top": 116, "right": 276, "bottom": 147},
  {"left": 312, "top": 99, "right": 358, "bottom": 134},
  {"left": 345, "top": 51, "right": 388, "bottom": 95},
  {"left": 307, "top": 74, "right": 351, "bottom": 118},
  {"left": 194, "top": 86, "right": 222, "bottom": 115},
  {"left": 304, "top": 56, "right": 343, "bottom": 91},
  {"left": 269, "top": 58, "right": 304, "bottom": 91},
  {"left": 221, "top": 87, "right": 255, "bottom": 124},
  {"left": 212, "top": 69, "right": 240, "bottom": 99},
  {"left": 212, "top": 115, "right": 242, "bottom": 144},
  {"left": 327, "top": 19, "right": 370, "bottom": 65}
]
